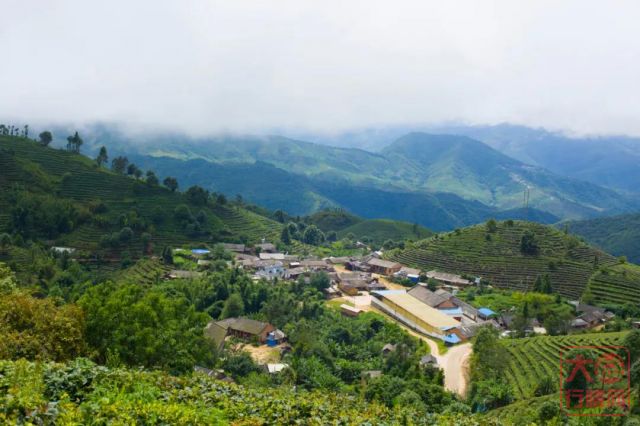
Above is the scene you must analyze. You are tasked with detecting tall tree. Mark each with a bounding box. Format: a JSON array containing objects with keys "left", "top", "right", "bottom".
[
  {"left": 66, "top": 131, "right": 83, "bottom": 153},
  {"left": 281, "top": 226, "right": 291, "bottom": 245},
  {"left": 111, "top": 156, "right": 129, "bottom": 174},
  {"left": 221, "top": 293, "right": 245, "bottom": 319},
  {"left": 38, "top": 131, "right": 53, "bottom": 146},
  {"left": 96, "top": 146, "right": 108, "bottom": 167}
]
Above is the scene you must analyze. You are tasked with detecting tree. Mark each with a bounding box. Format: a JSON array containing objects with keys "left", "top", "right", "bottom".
[
  {"left": 79, "top": 282, "right": 214, "bottom": 373},
  {"left": 141, "top": 232, "right": 152, "bottom": 255},
  {"left": 533, "top": 275, "right": 543, "bottom": 292},
  {"left": 274, "top": 210, "right": 286, "bottom": 223},
  {"left": 326, "top": 230, "right": 338, "bottom": 242},
  {"left": 427, "top": 278, "right": 438, "bottom": 291},
  {"left": 162, "top": 246, "right": 173, "bottom": 265},
  {"left": 126, "top": 163, "right": 138, "bottom": 177},
  {"left": 163, "top": 177, "right": 178, "bottom": 192},
  {"left": 520, "top": 230, "right": 539, "bottom": 255},
  {"left": 221, "top": 293, "right": 245, "bottom": 319},
  {"left": 95, "top": 146, "right": 108, "bottom": 167},
  {"left": 66, "top": 131, "right": 83, "bottom": 153},
  {"left": 0, "top": 262, "right": 17, "bottom": 294},
  {"left": 38, "top": 131, "right": 53, "bottom": 146},
  {"left": 0, "top": 233, "right": 11, "bottom": 254},
  {"left": 146, "top": 170, "right": 159, "bottom": 186},
  {"left": 119, "top": 227, "right": 133, "bottom": 244},
  {"left": 303, "top": 225, "right": 325, "bottom": 245},
  {"left": 622, "top": 329, "right": 640, "bottom": 364},
  {"left": 310, "top": 272, "right": 330, "bottom": 291},
  {"left": 470, "top": 326, "right": 508, "bottom": 382},
  {"left": 541, "top": 274, "right": 552, "bottom": 294},
  {"left": 186, "top": 186, "right": 209, "bottom": 206},
  {"left": 486, "top": 218, "right": 498, "bottom": 233},
  {"left": 111, "top": 156, "right": 129, "bottom": 174},
  {"left": 0, "top": 291, "right": 86, "bottom": 361},
  {"left": 280, "top": 226, "right": 291, "bottom": 245}
]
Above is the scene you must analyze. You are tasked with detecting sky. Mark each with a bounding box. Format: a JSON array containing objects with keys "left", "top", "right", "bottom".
[{"left": 2, "top": 0, "right": 640, "bottom": 137}]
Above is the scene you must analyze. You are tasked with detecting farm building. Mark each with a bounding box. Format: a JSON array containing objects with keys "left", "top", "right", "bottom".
[
  {"left": 213, "top": 317, "right": 277, "bottom": 343},
  {"left": 340, "top": 304, "right": 363, "bottom": 317},
  {"left": 371, "top": 290, "right": 464, "bottom": 342},
  {"left": 222, "top": 243, "right": 246, "bottom": 253},
  {"left": 408, "top": 285, "right": 479, "bottom": 322},
  {"left": 425, "top": 270, "right": 471, "bottom": 287},
  {"left": 259, "top": 252, "right": 285, "bottom": 261},
  {"left": 366, "top": 258, "right": 402, "bottom": 275},
  {"left": 256, "top": 242, "right": 277, "bottom": 253}
]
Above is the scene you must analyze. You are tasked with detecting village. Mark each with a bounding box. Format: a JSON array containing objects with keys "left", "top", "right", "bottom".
[{"left": 159, "top": 240, "right": 619, "bottom": 389}]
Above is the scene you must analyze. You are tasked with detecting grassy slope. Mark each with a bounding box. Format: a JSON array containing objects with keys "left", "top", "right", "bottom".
[
  {"left": 566, "top": 212, "right": 640, "bottom": 264},
  {"left": 0, "top": 136, "right": 283, "bottom": 252},
  {"left": 387, "top": 221, "right": 640, "bottom": 305}
]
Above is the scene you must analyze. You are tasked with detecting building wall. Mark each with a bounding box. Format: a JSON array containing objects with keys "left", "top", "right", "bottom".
[{"left": 376, "top": 297, "right": 445, "bottom": 337}]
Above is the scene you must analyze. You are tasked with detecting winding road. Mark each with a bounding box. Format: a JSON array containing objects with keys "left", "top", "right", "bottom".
[{"left": 424, "top": 339, "right": 472, "bottom": 396}]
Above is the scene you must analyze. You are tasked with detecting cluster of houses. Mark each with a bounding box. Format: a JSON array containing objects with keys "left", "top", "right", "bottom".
[{"left": 188, "top": 242, "right": 618, "bottom": 348}]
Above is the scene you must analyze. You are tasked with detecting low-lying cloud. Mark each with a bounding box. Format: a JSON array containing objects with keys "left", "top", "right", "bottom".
[{"left": 2, "top": 0, "right": 640, "bottom": 137}]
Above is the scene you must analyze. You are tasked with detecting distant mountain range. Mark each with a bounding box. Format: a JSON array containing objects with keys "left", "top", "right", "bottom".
[
  {"left": 300, "top": 123, "right": 640, "bottom": 195},
  {"left": 44, "top": 124, "right": 639, "bottom": 231}
]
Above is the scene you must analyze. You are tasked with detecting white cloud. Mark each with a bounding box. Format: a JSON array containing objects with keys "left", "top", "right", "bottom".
[{"left": 1, "top": 0, "right": 640, "bottom": 136}]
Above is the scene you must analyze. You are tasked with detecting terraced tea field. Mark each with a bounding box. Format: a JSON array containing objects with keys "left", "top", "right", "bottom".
[
  {"left": 501, "top": 332, "right": 628, "bottom": 400},
  {"left": 0, "top": 137, "right": 285, "bottom": 253}
]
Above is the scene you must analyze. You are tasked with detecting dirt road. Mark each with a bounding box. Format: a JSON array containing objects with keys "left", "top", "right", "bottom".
[
  {"left": 438, "top": 342, "right": 472, "bottom": 396},
  {"left": 368, "top": 306, "right": 472, "bottom": 396}
]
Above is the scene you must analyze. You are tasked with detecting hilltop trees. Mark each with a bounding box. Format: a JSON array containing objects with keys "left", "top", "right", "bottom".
[
  {"left": 145, "top": 170, "right": 159, "bottom": 186},
  {"left": 95, "top": 146, "right": 108, "bottom": 167},
  {"left": 186, "top": 185, "right": 209, "bottom": 206},
  {"left": 66, "top": 131, "right": 83, "bottom": 153},
  {"left": 38, "top": 131, "right": 53, "bottom": 146},
  {"left": 163, "top": 176, "right": 178, "bottom": 192},
  {"left": 111, "top": 156, "right": 129, "bottom": 174}
]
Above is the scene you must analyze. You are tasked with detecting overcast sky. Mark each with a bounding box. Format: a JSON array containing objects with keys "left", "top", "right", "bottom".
[{"left": 1, "top": 0, "right": 640, "bottom": 137}]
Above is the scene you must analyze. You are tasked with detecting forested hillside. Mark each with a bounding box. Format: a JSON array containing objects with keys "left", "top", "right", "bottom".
[{"left": 566, "top": 212, "right": 640, "bottom": 264}]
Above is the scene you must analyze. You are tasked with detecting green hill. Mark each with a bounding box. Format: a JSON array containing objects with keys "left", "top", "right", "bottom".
[
  {"left": 0, "top": 136, "right": 283, "bottom": 255},
  {"left": 338, "top": 219, "right": 432, "bottom": 244},
  {"left": 387, "top": 220, "right": 640, "bottom": 306},
  {"left": 305, "top": 210, "right": 432, "bottom": 244},
  {"left": 565, "top": 212, "right": 640, "bottom": 264}
]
